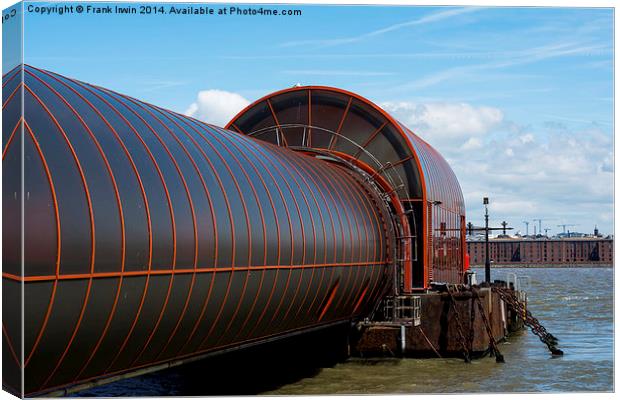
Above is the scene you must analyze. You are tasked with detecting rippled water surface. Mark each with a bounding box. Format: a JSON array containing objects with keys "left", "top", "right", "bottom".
[
  {"left": 77, "top": 267, "right": 613, "bottom": 395},
  {"left": 266, "top": 267, "right": 613, "bottom": 394}
]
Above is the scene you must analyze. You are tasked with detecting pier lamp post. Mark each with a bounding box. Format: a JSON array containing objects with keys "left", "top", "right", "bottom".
[{"left": 484, "top": 197, "right": 491, "bottom": 283}]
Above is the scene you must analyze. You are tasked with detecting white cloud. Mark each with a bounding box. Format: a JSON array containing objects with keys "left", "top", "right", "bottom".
[
  {"left": 381, "top": 101, "right": 503, "bottom": 141},
  {"left": 518, "top": 133, "right": 534, "bottom": 144},
  {"left": 379, "top": 98, "right": 612, "bottom": 234},
  {"left": 185, "top": 89, "right": 250, "bottom": 127},
  {"left": 460, "top": 137, "right": 483, "bottom": 151},
  {"left": 488, "top": 199, "right": 539, "bottom": 215},
  {"left": 450, "top": 123, "right": 614, "bottom": 235}
]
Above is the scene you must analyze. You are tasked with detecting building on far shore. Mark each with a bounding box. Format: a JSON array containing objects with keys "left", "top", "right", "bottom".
[{"left": 467, "top": 234, "right": 613, "bottom": 267}]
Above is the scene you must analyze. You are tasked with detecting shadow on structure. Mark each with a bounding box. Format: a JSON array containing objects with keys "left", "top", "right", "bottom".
[{"left": 70, "top": 323, "right": 351, "bottom": 396}]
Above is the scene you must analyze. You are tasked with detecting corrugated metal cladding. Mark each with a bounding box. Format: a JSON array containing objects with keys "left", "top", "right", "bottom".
[
  {"left": 227, "top": 86, "right": 467, "bottom": 289},
  {"left": 2, "top": 65, "right": 395, "bottom": 395},
  {"left": 400, "top": 125, "right": 464, "bottom": 215},
  {"left": 401, "top": 125, "right": 466, "bottom": 284}
]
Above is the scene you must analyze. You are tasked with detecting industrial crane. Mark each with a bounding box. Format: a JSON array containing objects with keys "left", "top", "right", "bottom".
[
  {"left": 533, "top": 218, "right": 546, "bottom": 236},
  {"left": 522, "top": 221, "right": 530, "bottom": 236},
  {"left": 557, "top": 224, "right": 577, "bottom": 234}
]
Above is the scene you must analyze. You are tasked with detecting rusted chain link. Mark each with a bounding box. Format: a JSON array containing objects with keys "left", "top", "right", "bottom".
[
  {"left": 471, "top": 288, "right": 505, "bottom": 363},
  {"left": 492, "top": 286, "right": 563, "bottom": 356},
  {"left": 446, "top": 284, "right": 471, "bottom": 363},
  {"left": 468, "top": 290, "right": 476, "bottom": 355}
]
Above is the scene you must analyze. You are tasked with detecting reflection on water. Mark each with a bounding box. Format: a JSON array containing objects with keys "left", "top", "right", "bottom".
[{"left": 75, "top": 267, "right": 613, "bottom": 395}]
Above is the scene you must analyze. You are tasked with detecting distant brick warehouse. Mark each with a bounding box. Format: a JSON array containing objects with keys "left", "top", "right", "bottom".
[{"left": 467, "top": 238, "right": 613, "bottom": 267}]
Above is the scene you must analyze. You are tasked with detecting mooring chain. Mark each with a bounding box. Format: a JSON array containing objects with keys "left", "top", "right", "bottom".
[
  {"left": 492, "top": 287, "right": 563, "bottom": 356},
  {"left": 494, "top": 288, "right": 560, "bottom": 351},
  {"left": 446, "top": 284, "right": 471, "bottom": 363},
  {"left": 504, "top": 290, "right": 559, "bottom": 348},
  {"left": 471, "top": 289, "right": 505, "bottom": 363},
  {"left": 468, "top": 291, "right": 476, "bottom": 355}
]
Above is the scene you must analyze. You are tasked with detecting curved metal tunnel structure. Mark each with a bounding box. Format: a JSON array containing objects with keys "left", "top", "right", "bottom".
[
  {"left": 2, "top": 65, "right": 465, "bottom": 396},
  {"left": 227, "top": 86, "right": 467, "bottom": 289}
]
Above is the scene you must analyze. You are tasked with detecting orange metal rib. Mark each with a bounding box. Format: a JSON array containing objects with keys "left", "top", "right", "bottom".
[
  {"left": 352, "top": 283, "right": 370, "bottom": 314},
  {"left": 210, "top": 127, "right": 278, "bottom": 346},
  {"left": 26, "top": 69, "right": 128, "bottom": 386},
  {"left": 322, "top": 151, "right": 396, "bottom": 301},
  {"left": 241, "top": 148, "right": 304, "bottom": 339},
  {"left": 318, "top": 281, "right": 340, "bottom": 321},
  {"left": 151, "top": 112, "right": 235, "bottom": 359},
  {"left": 146, "top": 106, "right": 220, "bottom": 362},
  {"left": 328, "top": 166, "right": 363, "bottom": 312},
  {"left": 67, "top": 82, "right": 168, "bottom": 376},
  {"left": 2, "top": 82, "right": 22, "bottom": 110},
  {"left": 2, "top": 66, "right": 21, "bottom": 88},
  {"left": 34, "top": 68, "right": 153, "bottom": 383},
  {"left": 2, "top": 262, "right": 385, "bottom": 283},
  {"left": 316, "top": 164, "right": 361, "bottom": 315},
  {"left": 327, "top": 96, "right": 352, "bottom": 150},
  {"left": 228, "top": 85, "right": 429, "bottom": 290},
  {"left": 307, "top": 90, "right": 312, "bottom": 147},
  {"left": 2, "top": 117, "right": 22, "bottom": 160},
  {"left": 266, "top": 99, "right": 289, "bottom": 147},
  {"left": 22, "top": 120, "right": 61, "bottom": 368},
  {"left": 222, "top": 129, "right": 291, "bottom": 343},
  {"left": 276, "top": 150, "right": 327, "bottom": 327},
  {"left": 192, "top": 126, "right": 266, "bottom": 347},
  {"left": 26, "top": 83, "right": 97, "bottom": 391},
  {"left": 288, "top": 155, "right": 336, "bottom": 322},
  {"left": 354, "top": 181, "right": 386, "bottom": 306},
  {"left": 30, "top": 316, "right": 353, "bottom": 398},
  {"left": 214, "top": 141, "right": 296, "bottom": 342},
  {"left": 116, "top": 98, "right": 198, "bottom": 368},
  {"left": 354, "top": 121, "right": 388, "bottom": 158},
  {"left": 331, "top": 168, "right": 374, "bottom": 313},
  {"left": 304, "top": 159, "right": 348, "bottom": 316},
  {"left": 3, "top": 322, "right": 20, "bottom": 367},
  {"left": 343, "top": 167, "right": 385, "bottom": 312},
  {"left": 171, "top": 121, "right": 250, "bottom": 353},
  {"left": 266, "top": 149, "right": 313, "bottom": 326}
]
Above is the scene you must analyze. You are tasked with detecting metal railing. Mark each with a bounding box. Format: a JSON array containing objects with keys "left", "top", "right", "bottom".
[
  {"left": 380, "top": 295, "right": 421, "bottom": 326},
  {"left": 496, "top": 271, "right": 531, "bottom": 292}
]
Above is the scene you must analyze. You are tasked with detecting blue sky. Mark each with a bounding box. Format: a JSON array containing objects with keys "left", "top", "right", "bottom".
[{"left": 7, "top": 3, "right": 615, "bottom": 235}]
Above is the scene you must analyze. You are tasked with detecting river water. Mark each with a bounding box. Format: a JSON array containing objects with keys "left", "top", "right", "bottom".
[
  {"left": 75, "top": 267, "right": 613, "bottom": 395},
  {"left": 267, "top": 267, "right": 614, "bottom": 394}
]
